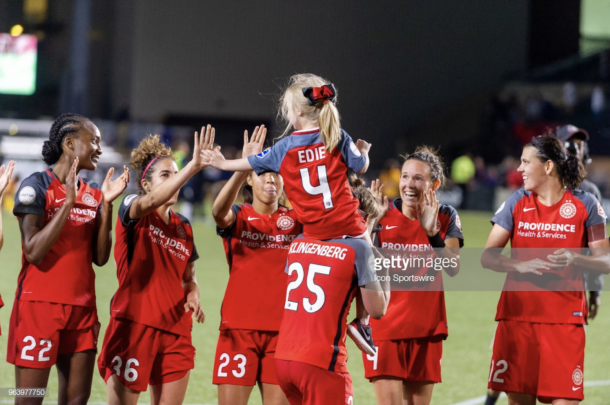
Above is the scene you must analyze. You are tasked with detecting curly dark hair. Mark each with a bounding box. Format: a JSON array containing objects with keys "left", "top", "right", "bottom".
[
  {"left": 42, "top": 113, "right": 90, "bottom": 165},
  {"left": 130, "top": 134, "right": 174, "bottom": 194},
  {"left": 401, "top": 145, "right": 446, "bottom": 187}
]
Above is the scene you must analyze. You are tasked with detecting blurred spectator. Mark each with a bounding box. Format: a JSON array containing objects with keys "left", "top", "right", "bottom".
[
  {"left": 501, "top": 156, "right": 523, "bottom": 189},
  {"left": 451, "top": 153, "right": 475, "bottom": 208},
  {"left": 591, "top": 85, "right": 606, "bottom": 118},
  {"left": 379, "top": 158, "right": 401, "bottom": 199},
  {"left": 562, "top": 81, "right": 577, "bottom": 115},
  {"left": 2, "top": 174, "right": 19, "bottom": 212}
]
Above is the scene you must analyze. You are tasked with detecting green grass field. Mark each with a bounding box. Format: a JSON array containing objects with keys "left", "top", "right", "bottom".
[{"left": 0, "top": 208, "right": 608, "bottom": 404}]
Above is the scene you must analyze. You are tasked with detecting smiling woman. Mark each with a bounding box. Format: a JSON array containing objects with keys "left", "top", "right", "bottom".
[{"left": 6, "top": 113, "right": 130, "bottom": 405}]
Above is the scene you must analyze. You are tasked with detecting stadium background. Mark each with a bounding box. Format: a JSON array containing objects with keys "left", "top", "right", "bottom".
[{"left": 1, "top": 0, "right": 610, "bottom": 403}]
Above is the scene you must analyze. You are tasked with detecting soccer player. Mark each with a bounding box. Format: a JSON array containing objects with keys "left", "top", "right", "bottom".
[
  {"left": 7, "top": 113, "right": 129, "bottom": 404},
  {"left": 0, "top": 159, "right": 15, "bottom": 335},
  {"left": 481, "top": 134, "right": 610, "bottom": 405},
  {"left": 275, "top": 232, "right": 388, "bottom": 405},
  {"left": 555, "top": 124, "right": 604, "bottom": 320},
  {"left": 202, "top": 73, "right": 372, "bottom": 242},
  {"left": 211, "top": 127, "right": 299, "bottom": 405},
  {"left": 362, "top": 147, "right": 463, "bottom": 405},
  {"left": 98, "top": 127, "right": 212, "bottom": 405}
]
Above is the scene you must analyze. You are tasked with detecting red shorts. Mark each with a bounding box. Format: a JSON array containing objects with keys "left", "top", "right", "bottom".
[
  {"left": 6, "top": 299, "right": 99, "bottom": 368},
  {"left": 488, "top": 320, "right": 585, "bottom": 403},
  {"left": 98, "top": 317, "right": 195, "bottom": 392},
  {"left": 275, "top": 359, "right": 353, "bottom": 405},
  {"left": 362, "top": 335, "right": 443, "bottom": 383},
  {"left": 212, "top": 329, "right": 280, "bottom": 386}
]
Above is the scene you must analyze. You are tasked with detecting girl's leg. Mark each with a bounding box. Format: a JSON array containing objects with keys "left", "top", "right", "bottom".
[
  {"left": 150, "top": 371, "right": 190, "bottom": 405},
  {"left": 507, "top": 392, "right": 536, "bottom": 405},
  {"left": 56, "top": 350, "right": 96, "bottom": 405},
  {"left": 259, "top": 382, "right": 290, "bottom": 405},
  {"left": 217, "top": 384, "right": 254, "bottom": 405},
  {"left": 402, "top": 381, "right": 434, "bottom": 405},
  {"left": 107, "top": 375, "right": 140, "bottom": 405},
  {"left": 372, "top": 377, "right": 403, "bottom": 405},
  {"left": 14, "top": 366, "right": 51, "bottom": 405}
]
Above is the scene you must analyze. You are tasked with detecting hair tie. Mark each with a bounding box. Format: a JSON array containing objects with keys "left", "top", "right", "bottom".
[
  {"left": 302, "top": 84, "right": 337, "bottom": 106},
  {"left": 141, "top": 155, "right": 168, "bottom": 184}
]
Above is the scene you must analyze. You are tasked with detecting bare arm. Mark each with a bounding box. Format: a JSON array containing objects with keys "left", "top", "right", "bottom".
[
  {"left": 546, "top": 238, "right": 610, "bottom": 275},
  {"left": 182, "top": 262, "right": 205, "bottom": 323},
  {"left": 129, "top": 125, "right": 214, "bottom": 220},
  {"left": 0, "top": 161, "right": 16, "bottom": 252},
  {"left": 355, "top": 139, "right": 371, "bottom": 174},
  {"left": 212, "top": 126, "right": 267, "bottom": 228},
  {"left": 93, "top": 166, "right": 130, "bottom": 266},
  {"left": 360, "top": 283, "right": 389, "bottom": 320},
  {"left": 20, "top": 159, "right": 79, "bottom": 266},
  {"left": 480, "top": 224, "right": 557, "bottom": 275},
  {"left": 441, "top": 237, "right": 461, "bottom": 277}
]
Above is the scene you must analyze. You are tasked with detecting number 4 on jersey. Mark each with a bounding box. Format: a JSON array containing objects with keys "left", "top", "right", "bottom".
[{"left": 300, "top": 165, "right": 334, "bottom": 209}]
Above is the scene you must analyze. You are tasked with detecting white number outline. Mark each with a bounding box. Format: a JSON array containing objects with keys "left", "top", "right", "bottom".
[
  {"left": 300, "top": 165, "right": 334, "bottom": 209},
  {"left": 489, "top": 359, "right": 508, "bottom": 383},
  {"left": 38, "top": 339, "right": 52, "bottom": 362},
  {"left": 20, "top": 336, "right": 36, "bottom": 361},
  {"left": 284, "top": 262, "right": 331, "bottom": 314},
  {"left": 232, "top": 354, "right": 247, "bottom": 378},
  {"left": 366, "top": 347, "right": 378, "bottom": 371},
  {"left": 111, "top": 356, "right": 139, "bottom": 382},
  {"left": 218, "top": 353, "right": 230, "bottom": 377}
]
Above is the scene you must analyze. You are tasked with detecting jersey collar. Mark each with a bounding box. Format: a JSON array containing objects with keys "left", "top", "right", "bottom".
[{"left": 291, "top": 127, "right": 320, "bottom": 136}]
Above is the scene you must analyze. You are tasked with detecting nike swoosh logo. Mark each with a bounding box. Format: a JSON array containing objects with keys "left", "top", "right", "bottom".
[
  {"left": 385, "top": 225, "right": 398, "bottom": 230},
  {"left": 523, "top": 207, "right": 536, "bottom": 212},
  {"left": 572, "top": 386, "right": 582, "bottom": 391},
  {"left": 247, "top": 216, "right": 260, "bottom": 221},
  {"left": 55, "top": 198, "right": 66, "bottom": 203}
]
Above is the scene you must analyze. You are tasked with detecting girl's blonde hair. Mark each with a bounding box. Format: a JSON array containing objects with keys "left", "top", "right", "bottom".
[{"left": 279, "top": 73, "right": 342, "bottom": 152}]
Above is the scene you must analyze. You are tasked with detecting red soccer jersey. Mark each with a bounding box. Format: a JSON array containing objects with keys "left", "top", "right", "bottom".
[
  {"left": 275, "top": 237, "right": 376, "bottom": 373},
  {"left": 217, "top": 203, "right": 301, "bottom": 331},
  {"left": 13, "top": 170, "right": 103, "bottom": 307},
  {"left": 247, "top": 128, "right": 367, "bottom": 240},
  {"left": 370, "top": 199, "right": 464, "bottom": 340},
  {"left": 491, "top": 188, "right": 606, "bottom": 324},
  {"left": 111, "top": 194, "right": 199, "bottom": 336}
]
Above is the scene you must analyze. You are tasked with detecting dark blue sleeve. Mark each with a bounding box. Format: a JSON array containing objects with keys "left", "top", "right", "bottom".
[
  {"left": 439, "top": 205, "right": 464, "bottom": 247},
  {"left": 13, "top": 173, "right": 48, "bottom": 217},
  {"left": 247, "top": 138, "right": 289, "bottom": 175},
  {"left": 336, "top": 238, "right": 376, "bottom": 286},
  {"left": 573, "top": 190, "right": 606, "bottom": 228},
  {"left": 188, "top": 243, "right": 199, "bottom": 263},
  {"left": 490, "top": 189, "right": 525, "bottom": 232},
  {"left": 338, "top": 130, "right": 366, "bottom": 173},
  {"left": 216, "top": 205, "right": 241, "bottom": 237},
  {"left": 118, "top": 194, "right": 140, "bottom": 227}
]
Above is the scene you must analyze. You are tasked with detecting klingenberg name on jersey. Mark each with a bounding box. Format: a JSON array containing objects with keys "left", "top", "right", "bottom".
[{"left": 288, "top": 241, "right": 348, "bottom": 260}]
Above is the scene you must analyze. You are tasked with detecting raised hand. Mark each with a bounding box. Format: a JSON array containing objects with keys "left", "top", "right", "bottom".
[
  {"left": 514, "top": 258, "right": 559, "bottom": 275},
  {"left": 547, "top": 248, "right": 576, "bottom": 269},
  {"left": 65, "top": 157, "right": 79, "bottom": 206},
  {"left": 0, "top": 160, "right": 16, "bottom": 198},
  {"left": 370, "top": 179, "right": 389, "bottom": 221},
  {"left": 102, "top": 165, "right": 130, "bottom": 204},
  {"left": 184, "top": 299, "right": 205, "bottom": 323},
  {"left": 355, "top": 139, "right": 371, "bottom": 154},
  {"left": 242, "top": 125, "right": 267, "bottom": 157},
  {"left": 191, "top": 124, "right": 216, "bottom": 170},
  {"left": 417, "top": 189, "right": 440, "bottom": 236}
]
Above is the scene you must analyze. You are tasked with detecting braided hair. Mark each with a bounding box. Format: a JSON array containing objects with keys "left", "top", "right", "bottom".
[
  {"left": 42, "top": 113, "right": 90, "bottom": 165},
  {"left": 526, "top": 134, "right": 586, "bottom": 190},
  {"left": 401, "top": 146, "right": 446, "bottom": 187}
]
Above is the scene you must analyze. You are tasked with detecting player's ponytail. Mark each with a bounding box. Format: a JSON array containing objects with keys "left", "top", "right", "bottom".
[
  {"left": 279, "top": 73, "right": 342, "bottom": 152},
  {"left": 401, "top": 146, "right": 446, "bottom": 188},
  {"left": 42, "top": 113, "right": 89, "bottom": 166},
  {"left": 349, "top": 173, "right": 382, "bottom": 219},
  {"left": 130, "top": 134, "right": 174, "bottom": 195},
  {"left": 527, "top": 134, "right": 586, "bottom": 190}
]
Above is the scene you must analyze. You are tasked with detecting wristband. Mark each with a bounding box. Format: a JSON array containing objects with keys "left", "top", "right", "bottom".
[{"left": 428, "top": 233, "right": 446, "bottom": 248}]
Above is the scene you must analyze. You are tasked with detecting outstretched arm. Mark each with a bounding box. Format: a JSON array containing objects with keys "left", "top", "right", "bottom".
[
  {"left": 212, "top": 126, "right": 267, "bottom": 228},
  {"left": 129, "top": 125, "right": 215, "bottom": 220},
  {"left": 183, "top": 262, "right": 205, "bottom": 323}
]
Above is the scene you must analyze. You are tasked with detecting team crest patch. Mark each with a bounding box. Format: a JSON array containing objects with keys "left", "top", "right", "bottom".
[
  {"left": 18, "top": 186, "right": 36, "bottom": 205},
  {"left": 559, "top": 202, "right": 576, "bottom": 219},
  {"left": 82, "top": 192, "right": 98, "bottom": 207},
  {"left": 598, "top": 203, "right": 607, "bottom": 218},
  {"left": 176, "top": 225, "right": 187, "bottom": 240},
  {"left": 256, "top": 148, "right": 270, "bottom": 158},
  {"left": 572, "top": 366, "right": 583, "bottom": 385},
  {"left": 277, "top": 215, "right": 295, "bottom": 231}
]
